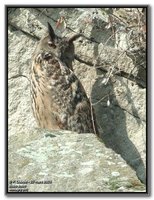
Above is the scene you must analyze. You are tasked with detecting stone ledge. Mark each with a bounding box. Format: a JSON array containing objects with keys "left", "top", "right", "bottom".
[{"left": 8, "top": 129, "right": 145, "bottom": 192}]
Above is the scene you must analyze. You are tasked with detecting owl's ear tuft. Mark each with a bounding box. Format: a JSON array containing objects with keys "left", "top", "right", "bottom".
[
  {"left": 47, "top": 22, "right": 55, "bottom": 41},
  {"left": 68, "top": 33, "right": 82, "bottom": 43}
]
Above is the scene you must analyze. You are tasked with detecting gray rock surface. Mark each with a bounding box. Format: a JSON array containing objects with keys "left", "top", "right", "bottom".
[
  {"left": 8, "top": 129, "right": 145, "bottom": 192},
  {"left": 8, "top": 8, "right": 146, "bottom": 192}
]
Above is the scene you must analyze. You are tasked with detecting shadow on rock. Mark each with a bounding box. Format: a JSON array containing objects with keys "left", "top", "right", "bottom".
[{"left": 91, "top": 75, "right": 146, "bottom": 185}]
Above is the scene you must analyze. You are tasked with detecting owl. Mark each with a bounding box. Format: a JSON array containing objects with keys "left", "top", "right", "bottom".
[{"left": 31, "top": 23, "right": 98, "bottom": 134}]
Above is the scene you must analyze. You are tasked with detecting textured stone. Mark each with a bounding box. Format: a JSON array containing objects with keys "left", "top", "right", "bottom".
[
  {"left": 8, "top": 8, "right": 146, "bottom": 191},
  {"left": 8, "top": 130, "right": 145, "bottom": 192}
]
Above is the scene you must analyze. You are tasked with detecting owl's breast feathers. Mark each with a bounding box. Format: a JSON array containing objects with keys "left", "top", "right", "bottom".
[{"left": 31, "top": 52, "right": 95, "bottom": 132}]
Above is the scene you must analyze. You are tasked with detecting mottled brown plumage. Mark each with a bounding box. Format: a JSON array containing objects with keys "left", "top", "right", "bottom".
[{"left": 31, "top": 23, "right": 97, "bottom": 134}]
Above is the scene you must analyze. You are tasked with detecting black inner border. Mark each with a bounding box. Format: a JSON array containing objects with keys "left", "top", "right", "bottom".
[{"left": 5, "top": 4, "right": 150, "bottom": 197}]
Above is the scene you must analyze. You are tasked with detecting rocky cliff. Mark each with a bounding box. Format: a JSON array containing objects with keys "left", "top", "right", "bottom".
[{"left": 8, "top": 8, "right": 146, "bottom": 192}]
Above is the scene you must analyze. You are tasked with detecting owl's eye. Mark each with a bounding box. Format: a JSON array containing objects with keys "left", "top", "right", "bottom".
[{"left": 48, "top": 41, "right": 56, "bottom": 49}]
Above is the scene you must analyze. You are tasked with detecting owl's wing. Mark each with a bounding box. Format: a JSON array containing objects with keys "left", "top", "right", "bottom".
[{"left": 31, "top": 52, "right": 97, "bottom": 133}]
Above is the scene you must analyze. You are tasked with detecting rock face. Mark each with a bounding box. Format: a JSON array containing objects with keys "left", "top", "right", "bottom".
[
  {"left": 8, "top": 130, "right": 145, "bottom": 192},
  {"left": 8, "top": 8, "right": 146, "bottom": 192}
]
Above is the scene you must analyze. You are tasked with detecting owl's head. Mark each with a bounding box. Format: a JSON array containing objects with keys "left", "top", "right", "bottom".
[{"left": 34, "top": 23, "right": 82, "bottom": 69}]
